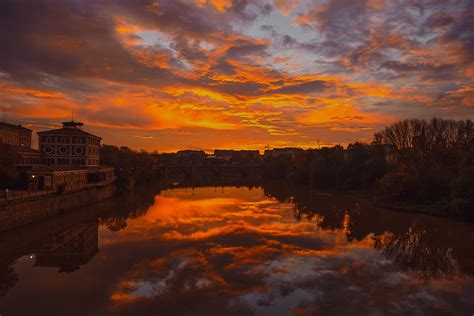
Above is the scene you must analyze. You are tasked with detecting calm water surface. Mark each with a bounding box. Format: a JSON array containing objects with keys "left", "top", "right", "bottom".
[{"left": 0, "top": 185, "right": 473, "bottom": 315}]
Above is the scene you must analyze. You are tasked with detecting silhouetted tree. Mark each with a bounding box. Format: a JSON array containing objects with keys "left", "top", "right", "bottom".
[
  {"left": 262, "top": 118, "right": 473, "bottom": 219},
  {"left": 101, "top": 145, "right": 158, "bottom": 191},
  {"left": 375, "top": 118, "right": 473, "bottom": 215}
]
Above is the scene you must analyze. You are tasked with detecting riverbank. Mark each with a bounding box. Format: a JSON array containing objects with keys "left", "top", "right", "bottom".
[
  {"left": 0, "top": 183, "right": 115, "bottom": 232},
  {"left": 263, "top": 180, "right": 474, "bottom": 222},
  {"left": 377, "top": 201, "right": 471, "bottom": 220},
  {"left": 340, "top": 191, "right": 472, "bottom": 221}
]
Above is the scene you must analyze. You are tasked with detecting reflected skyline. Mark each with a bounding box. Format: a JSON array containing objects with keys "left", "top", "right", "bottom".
[{"left": 0, "top": 184, "right": 473, "bottom": 315}]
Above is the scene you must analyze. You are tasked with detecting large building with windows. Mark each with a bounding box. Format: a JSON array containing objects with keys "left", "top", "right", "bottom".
[
  {"left": 37, "top": 121, "right": 101, "bottom": 167},
  {"left": 0, "top": 122, "right": 32, "bottom": 147},
  {"left": 4, "top": 120, "right": 115, "bottom": 192}
]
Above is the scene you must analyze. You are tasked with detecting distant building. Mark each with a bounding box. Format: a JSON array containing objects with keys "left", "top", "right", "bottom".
[
  {"left": 214, "top": 149, "right": 260, "bottom": 161},
  {"left": 172, "top": 150, "right": 207, "bottom": 165},
  {"left": 176, "top": 150, "right": 207, "bottom": 159},
  {"left": 37, "top": 121, "right": 101, "bottom": 167},
  {"left": 264, "top": 148, "right": 304, "bottom": 159},
  {"left": 0, "top": 122, "right": 32, "bottom": 147}
]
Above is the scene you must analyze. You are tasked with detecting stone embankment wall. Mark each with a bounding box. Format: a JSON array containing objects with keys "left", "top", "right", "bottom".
[{"left": 0, "top": 184, "right": 114, "bottom": 232}]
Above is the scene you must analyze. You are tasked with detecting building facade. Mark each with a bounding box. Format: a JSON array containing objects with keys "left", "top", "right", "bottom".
[
  {"left": 264, "top": 148, "right": 304, "bottom": 159},
  {"left": 27, "top": 167, "right": 89, "bottom": 191},
  {"left": 3, "top": 120, "right": 116, "bottom": 193},
  {"left": 37, "top": 121, "right": 101, "bottom": 167},
  {"left": 14, "top": 147, "right": 43, "bottom": 167},
  {"left": 214, "top": 149, "right": 260, "bottom": 161},
  {"left": 26, "top": 166, "right": 115, "bottom": 191},
  {"left": 0, "top": 122, "right": 32, "bottom": 147}
]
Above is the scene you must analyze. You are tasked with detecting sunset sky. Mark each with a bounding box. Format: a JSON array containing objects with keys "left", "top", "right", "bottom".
[{"left": 1, "top": 0, "right": 473, "bottom": 152}]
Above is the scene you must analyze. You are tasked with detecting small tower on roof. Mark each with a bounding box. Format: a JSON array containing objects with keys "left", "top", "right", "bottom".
[{"left": 62, "top": 121, "right": 84, "bottom": 129}]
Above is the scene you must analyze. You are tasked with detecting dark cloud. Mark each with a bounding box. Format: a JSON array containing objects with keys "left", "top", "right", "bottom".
[
  {"left": 290, "top": 0, "right": 473, "bottom": 94},
  {"left": 260, "top": 24, "right": 276, "bottom": 33},
  {"left": 309, "top": 0, "right": 370, "bottom": 42},
  {"left": 84, "top": 105, "right": 156, "bottom": 127},
  {"left": 211, "top": 81, "right": 267, "bottom": 97},
  {"left": 260, "top": 23, "right": 297, "bottom": 48},
  {"left": 211, "top": 59, "right": 237, "bottom": 76},
  {"left": 0, "top": 0, "right": 181, "bottom": 87},
  {"left": 111, "top": 0, "right": 272, "bottom": 38},
  {"left": 224, "top": 0, "right": 273, "bottom": 22},
  {"left": 423, "top": 11, "right": 454, "bottom": 29},
  {"left": 266, "top": 80, "right": 330, "bottom": 95},
  {"left": 224, "top": 40, "right": 269, "bottom": 59},
  {"left": 206, "top": 39, "right": 270, "bottom": 78},
  {"left": 296, "top": 0, "right": 372, "bottom": 59},
  {"left": 381, "top": 61, "right": 459, "bottom": 82},
  {"left": 442, "top": 2, "right": 474, "bottom": 61},
  {"left": 110, "top": 0, "right": 225, "bottom": 37},
  {"left": 0, "top": 0, "right": 281, "bottom": 99},
  {"left": 382, "top": 61, "right": 438, "bottom": 72},
  {"left": 171, "top": 38, "right": 211, "bottom": 66}
]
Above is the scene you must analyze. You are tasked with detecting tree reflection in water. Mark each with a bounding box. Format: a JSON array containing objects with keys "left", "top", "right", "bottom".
[
  {"left": 264, "top": 181, "right": 474, "bottom": 281},
  {"left": 373, "top": 223, "right": 459, "bottom": 280}
]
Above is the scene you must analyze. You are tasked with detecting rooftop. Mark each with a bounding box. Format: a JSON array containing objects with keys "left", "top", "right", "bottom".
[
  {"left": 37, "top": 122, "right": 101, "bottom": 139},
  {"left": 0, "top": 121, "right": 32, "bottom": 131}
]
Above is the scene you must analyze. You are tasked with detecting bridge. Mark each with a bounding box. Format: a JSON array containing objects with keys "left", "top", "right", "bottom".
[{"left": 157, "top": 163, "right": 262, "bottom": 186}]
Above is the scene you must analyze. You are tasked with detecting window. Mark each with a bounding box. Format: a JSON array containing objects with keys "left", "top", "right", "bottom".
[
  {"left": 58, "top": 146, "right": 68, "bottom": 155},
  {"left": 74, "top": 146, "right": 84, "bottom": 155},
  {"left": 43, "top": 145, "right": 54, "bottom": 154}
]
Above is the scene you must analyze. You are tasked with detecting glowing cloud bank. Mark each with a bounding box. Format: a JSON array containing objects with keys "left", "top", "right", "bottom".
[{"left": 1, "top": 0, "right": 472, "bottom": 151}]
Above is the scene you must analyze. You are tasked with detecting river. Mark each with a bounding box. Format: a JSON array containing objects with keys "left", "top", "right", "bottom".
[{"left": 0, "top": 184, "right": 473, "bottom": 315}]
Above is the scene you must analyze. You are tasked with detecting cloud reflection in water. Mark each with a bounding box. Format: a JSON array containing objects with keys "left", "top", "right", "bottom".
[{"left": 103, "top": 187, "right": 474, "bottom": 315}]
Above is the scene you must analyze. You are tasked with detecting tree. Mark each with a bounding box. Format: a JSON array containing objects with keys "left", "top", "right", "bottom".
[
  {"left": 375, "top": 118, "right": 474, "bottom": 214},
  {"left": 100, "top": 145, "right": 159, "bottom": 191}
]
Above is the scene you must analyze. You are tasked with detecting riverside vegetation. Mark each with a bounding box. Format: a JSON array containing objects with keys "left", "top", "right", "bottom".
[{"left": 263, "top": 118, "right": 474, "bottom": 219}]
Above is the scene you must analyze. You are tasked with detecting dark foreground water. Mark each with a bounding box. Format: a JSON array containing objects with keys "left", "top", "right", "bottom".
[{"left": 0, "top": 185, "right": 473, "bottom": 315}]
